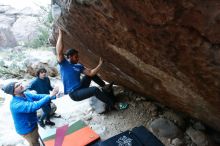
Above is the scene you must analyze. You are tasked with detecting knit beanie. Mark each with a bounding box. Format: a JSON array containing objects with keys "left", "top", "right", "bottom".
[{"left": 2, "top": 82, "right": 17, "bottom": 95}]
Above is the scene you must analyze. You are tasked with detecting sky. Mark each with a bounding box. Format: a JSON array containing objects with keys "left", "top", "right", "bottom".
[{"left": 0, "top": 0, "right": 51, "bottom": 9}]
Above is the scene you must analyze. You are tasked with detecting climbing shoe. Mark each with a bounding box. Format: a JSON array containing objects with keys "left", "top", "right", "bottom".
[{"left": 102, "top": 81, "right": 114, "bottom": 93}]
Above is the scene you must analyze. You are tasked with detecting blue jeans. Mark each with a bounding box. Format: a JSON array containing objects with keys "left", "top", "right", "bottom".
[
  {"left": 69, "top": 75, "right": 114, "bottom": 107},
  {"left": 39, "top": 103, "right": 51, "bottom": 122}
]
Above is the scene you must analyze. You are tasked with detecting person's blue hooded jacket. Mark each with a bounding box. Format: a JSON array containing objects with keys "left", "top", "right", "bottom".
[{"left": 10, "top": 91, "right": 52, "bottom": 135}]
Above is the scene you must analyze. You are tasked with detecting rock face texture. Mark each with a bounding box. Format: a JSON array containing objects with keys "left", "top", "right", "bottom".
[
  {"left": 0, "top": 27, "right": 17, "bottom": 48},
  {"left": 51, "top": 0, "right": 220, "bottom": 131},
  {"left": 0, "top": 4, "right": 43, "bottom": 47}
]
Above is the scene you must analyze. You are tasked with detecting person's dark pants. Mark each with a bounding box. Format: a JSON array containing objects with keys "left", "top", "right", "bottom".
[
  {"left": 40, "top": 103, "right": 51, "bottom": 122},
  {"left": 69, "top": 75, "right": 114, "bottom": 108}
]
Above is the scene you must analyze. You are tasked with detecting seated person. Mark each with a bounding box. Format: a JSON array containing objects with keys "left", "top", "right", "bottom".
[{"left": 28, "top": 68, "right": 59, "bottom": 127}]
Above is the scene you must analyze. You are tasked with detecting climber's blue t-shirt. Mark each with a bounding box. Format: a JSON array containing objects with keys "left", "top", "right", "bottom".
[{"left": 59, "top": 58, "right": 85, "bottom": 94}]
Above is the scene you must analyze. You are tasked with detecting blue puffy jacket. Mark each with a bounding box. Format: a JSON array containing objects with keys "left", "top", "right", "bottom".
[{"left": 10, "top": 91, "right": 52, "bottom": 135}]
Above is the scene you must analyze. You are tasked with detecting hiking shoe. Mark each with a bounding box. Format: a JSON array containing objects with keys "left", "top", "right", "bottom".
[
  {"left": 52, "top": 113, "right": 61, "bottom": 118},
  {"left": 45, "top": 120, "right": 55, "bottom": 126},
  {"left": 38, "top": 121, "right": 45, "bottom": 128}
]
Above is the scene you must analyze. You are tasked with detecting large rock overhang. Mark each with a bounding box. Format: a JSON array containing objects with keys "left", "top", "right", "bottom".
[{"left": 50, "top": 0, "right": 220, "bottom": 131}]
